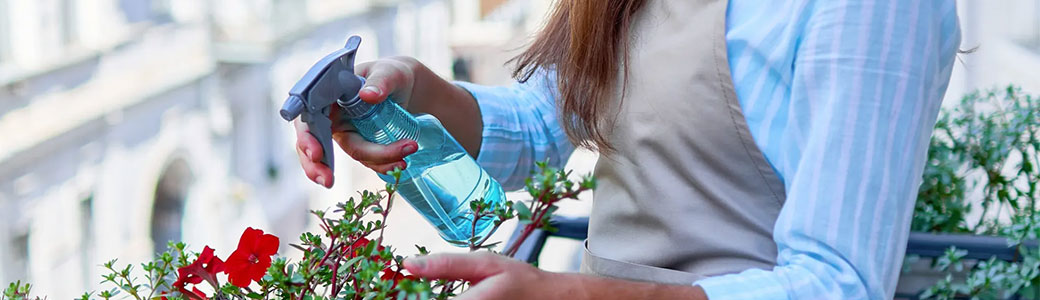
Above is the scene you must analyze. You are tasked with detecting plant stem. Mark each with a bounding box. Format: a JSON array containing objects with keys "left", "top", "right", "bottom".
[
  {"left": 299, "top": 237, "right": 341, "bottom": 300},
  {"left": 502, "top": 187, "right": 589, "bottom": 257},
  {"left": 471, "top": 222, "right": 502, "bottom": 251},
  {"left": 377, "top": 182, "right": 397, "bottom": 246},
  {"left": 330, "top": 252, "right": 340, "bottom": 297},
  {"left": 503, "top": 203, "right": 550, "bottom": 257},
  {"left": 467, "top": 208, "right": 489, "bottom": 251},
  {"left": 438, "top": 280, "right": 460, "bottom": 300}
]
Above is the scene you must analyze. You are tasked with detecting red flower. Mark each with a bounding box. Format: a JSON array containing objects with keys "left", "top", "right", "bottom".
[
  {"left": 379, "top": 266, "right": 418, "bottom": 297},
  {"left": 380, "top": 267, "right": 417, "bottom": 285},
  {"left": 225, "top": 227, "right": 279, "bottom": 288},
  {"left": 347, "top": 238, "right": 382, "bottom": 255},
  {"left": 173, "top": 246, "right": 224, "bottom": 300},
  {"left": 189, "top": 287, "right": 209, "bottom": 300},
  {"left": 346, "top": 237, "right": 389, "bottom": 265}
]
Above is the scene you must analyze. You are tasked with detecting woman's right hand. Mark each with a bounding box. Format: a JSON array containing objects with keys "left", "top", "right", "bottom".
[{"left": 295, "top": 57, "right": 425, "bottom": 188}]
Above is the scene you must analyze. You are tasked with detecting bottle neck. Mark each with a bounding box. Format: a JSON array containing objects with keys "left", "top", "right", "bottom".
[
  {"left": 337, "top": 77, "right": 375, "bottom": 119},
  {"left": 349, "top": 101, "right": 419, "bottom": 145}
]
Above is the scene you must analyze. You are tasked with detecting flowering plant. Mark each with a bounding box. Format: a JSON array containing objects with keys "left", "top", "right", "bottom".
[{"left": 2, "top": 161, "right": 593, "bottom": 300}]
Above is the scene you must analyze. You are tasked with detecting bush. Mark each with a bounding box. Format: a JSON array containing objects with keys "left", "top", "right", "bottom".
[{"left": 913, "top": 85, "right": 1040, "bottom": 299}]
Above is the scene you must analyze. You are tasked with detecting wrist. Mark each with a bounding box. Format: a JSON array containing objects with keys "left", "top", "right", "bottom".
[{"left": 407, "top": 62, "right": 484, "bottom": 157}]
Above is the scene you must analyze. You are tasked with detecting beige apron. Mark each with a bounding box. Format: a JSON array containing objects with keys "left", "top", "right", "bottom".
[{"left": 579, "top": 0, "right": 787, "bottom": 285}]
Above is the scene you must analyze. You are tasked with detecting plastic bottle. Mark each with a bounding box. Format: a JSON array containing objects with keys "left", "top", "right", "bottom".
[
  {"left": 280, "top": 35, "right": 505, "bottom": 246},
  {"left": 340, "top": 95, "right": 506, "bottom": 246}
]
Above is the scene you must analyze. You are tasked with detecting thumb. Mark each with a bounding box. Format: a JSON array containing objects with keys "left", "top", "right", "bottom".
[
  {"left": 357, "top": 63, "right": 399, "bottom": 104},
  {"left": 404, "top": 252, "right": 510, "bottom": 283}
]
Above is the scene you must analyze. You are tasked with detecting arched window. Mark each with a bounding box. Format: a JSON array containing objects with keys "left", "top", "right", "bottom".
[{"left": 151, "top": 158, "right": 192, "bottom": 254}]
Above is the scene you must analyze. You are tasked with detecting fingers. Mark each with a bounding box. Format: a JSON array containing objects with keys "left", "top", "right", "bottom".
[
  {"left": 296, "top": 141, "right": 333, "bottom": 188},
  {"left": 358, "top": 65, "right": 398, "bottom": 103},
  {"left": 404, "top": 252, "right": 512, "bottom": 283},
  {"left": 453, "top": 275, "right": 508, "bottom": 300},
  {"left": 295, "top": 119, "right": 333, "bottom": 188},
  {"left": 354, "top": 57, "right": 415, "bottom": 104},
  {"left": 332, "top": 131, "right": 417, "bottom": 172},
  {"left": 295, "top": 119, "right": 323, "bottom": 162}
]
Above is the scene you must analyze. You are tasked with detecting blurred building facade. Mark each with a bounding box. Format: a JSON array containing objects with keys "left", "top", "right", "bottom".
[{"left": 0, "top": 0, "right": 549, "bottom": 298}]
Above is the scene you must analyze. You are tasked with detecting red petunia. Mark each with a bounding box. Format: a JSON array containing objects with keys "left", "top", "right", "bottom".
[
  {"left": 224, "top": 227, "right": 279, "bottom": 288},
  {"left": 380, "top": 267, "right": 417, "bottom": 285},
  {"left": 379, "top": 266, "right": 418, "bottom": 298},
  {"left": 347, "top": 238, "right": 383, "bottom": 255},
  {"left": 173, "top": 246, "right": 224, "bottom": 300},
  {"left": 189, "top": 287, "right": 209, "bottom": 300},
  {"left": 347, "top": 237, "right": 390, "bottom": 266}
]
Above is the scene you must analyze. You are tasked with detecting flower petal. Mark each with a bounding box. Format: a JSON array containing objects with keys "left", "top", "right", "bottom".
[
  {"left": 198, "top": 246, "right": 215, "bottom": 262},
  {"left": 191, "top": 287, "right": 209, "bottom": 300},
  {"left": 206, "top": 256, "right": 226, "bottom": 274},
  {"left": 228, "top": 268, "right": 252, "bottom": 288},
  {"left": 224, "top": 250, "right": 251, "bottom": 274},
  {"left": 256, "top": 233, "right": 280, "bottom": 256},
  {"left": 250, "top": 256, "right": 273, "bottom": 281},
  {"left": 237, "top": 228, "right": 261, "bottom": 251}
]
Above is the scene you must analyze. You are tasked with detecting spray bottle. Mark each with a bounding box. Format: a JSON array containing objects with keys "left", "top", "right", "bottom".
[{"left": 279, "top": 36, "right": 505, "bottom": 246}]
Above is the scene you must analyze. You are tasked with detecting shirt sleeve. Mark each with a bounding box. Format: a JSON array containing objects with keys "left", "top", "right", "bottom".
[
  {"left": 454, "top": 70, "right": 575, "bottom": 190},
  {"left": 696, "top": 1, "right": 960, "bottom": 299}
]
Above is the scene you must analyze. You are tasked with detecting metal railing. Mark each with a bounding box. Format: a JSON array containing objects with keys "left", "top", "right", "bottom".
[{"left": 504, "top": 216, "right": 1037, "bottom": 299}]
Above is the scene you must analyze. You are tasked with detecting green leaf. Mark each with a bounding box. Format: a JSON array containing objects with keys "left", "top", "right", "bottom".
[
  {"left": 415, "top": 245, "right": 429, "bottom": 255},
  {"left": 513, "top": 201, "right": 532, "bottom": 221},
  {"left": 542, "top": 205, "right": 559, "bottom": 219}
]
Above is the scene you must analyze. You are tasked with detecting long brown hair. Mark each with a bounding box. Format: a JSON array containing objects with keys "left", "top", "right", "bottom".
[{"left": 510, "top": 0, "right": 648, "bottom": 152}]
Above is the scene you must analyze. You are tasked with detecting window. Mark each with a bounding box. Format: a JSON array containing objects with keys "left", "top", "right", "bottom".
[
  {"left": 59, "top": 0, "right": 76, "bottom": 49},
  {"left": 4, "top": 231, "right": 30, "bottom": 283},
  {"left": 151, "top": 159, "right": 192, "bottom": 253},
  {"left": 150, "top": 0, "right": 173, "bottom": 23},
  {"left": 0, "top": 0, "right": 10, "bottom": 64},
  {"left": 118, "top": 0, "right": 172, "bottom": 24},
  {"left": 1034, "top": 1, "right": 1040, "bottom": 47},
  {"left": 79, "top": 193, "right": 94, "bottom": 285}
]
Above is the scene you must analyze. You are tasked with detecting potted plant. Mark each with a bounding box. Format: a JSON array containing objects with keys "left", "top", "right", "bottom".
[{"left": 1, "top": 162, "right": 593, "bottom": 300}]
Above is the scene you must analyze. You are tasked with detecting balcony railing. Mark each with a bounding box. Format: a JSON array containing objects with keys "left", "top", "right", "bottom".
[{"left": 505, "top": 216, "right": 1038, "bottom": 300}]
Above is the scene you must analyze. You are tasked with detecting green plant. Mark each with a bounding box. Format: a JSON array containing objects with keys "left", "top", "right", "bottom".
[
  {"left": 1, "top": 281, "right": 40, "bottom": 300},
  {"left": 4, "top": 161, "right": 592, "bottom": 299},
  {"left": 914, "top": 85, "right": 1040, "bottom": 233},
  {"left": 913, "top": 85, "right": 1040, "bottom": 299}
]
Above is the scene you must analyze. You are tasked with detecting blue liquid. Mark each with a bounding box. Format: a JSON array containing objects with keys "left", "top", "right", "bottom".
[{"left": 349, "top": 101, "right": 506, "bottom": 246}]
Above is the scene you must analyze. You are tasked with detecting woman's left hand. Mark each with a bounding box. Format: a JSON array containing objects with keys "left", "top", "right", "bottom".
[
  {"left": 404, "top": 252, "right": 585, "bottom": 300},
  {"left": 404, "top": 252, "right": 708, "bottom": 300}
]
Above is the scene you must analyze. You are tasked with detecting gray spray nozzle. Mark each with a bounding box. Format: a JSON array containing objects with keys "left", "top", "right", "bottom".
[
  {"left": 280, "top": 95, "right": 305, "bottom": 121},
  {"left": 279, "top": 35, "right": 368, "bottom": 172}
]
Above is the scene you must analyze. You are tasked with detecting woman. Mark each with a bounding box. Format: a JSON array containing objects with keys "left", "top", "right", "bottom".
[{"left": 294, "top": 0, "right": 960, "bottom": 298}]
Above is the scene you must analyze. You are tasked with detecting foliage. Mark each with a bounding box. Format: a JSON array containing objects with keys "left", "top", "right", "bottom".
[
  {"left": 1, "top": 281, "right": 40, "bottom": 300},
  {"left": 914, "top": 85, "right": 1040, "bottom": 233},
  {"left": 913, "top": 86, "right": 1040, "bottom": 299},
  {"left": 919, "top": 245, "right": 1040, "bottom": 299},
  {"left": 4, "top": 161, "right": 592, "bottom": 299}
]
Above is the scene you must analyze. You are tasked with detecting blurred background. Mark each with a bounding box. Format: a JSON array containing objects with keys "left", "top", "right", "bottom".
[{"left": 0, "top": 0, "right": 1037, "bottom": 298}]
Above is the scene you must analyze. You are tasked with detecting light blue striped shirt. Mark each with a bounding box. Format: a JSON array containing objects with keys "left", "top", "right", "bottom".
[{"left": 457, "top": 0, "right": 960, "bottom": 299}]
